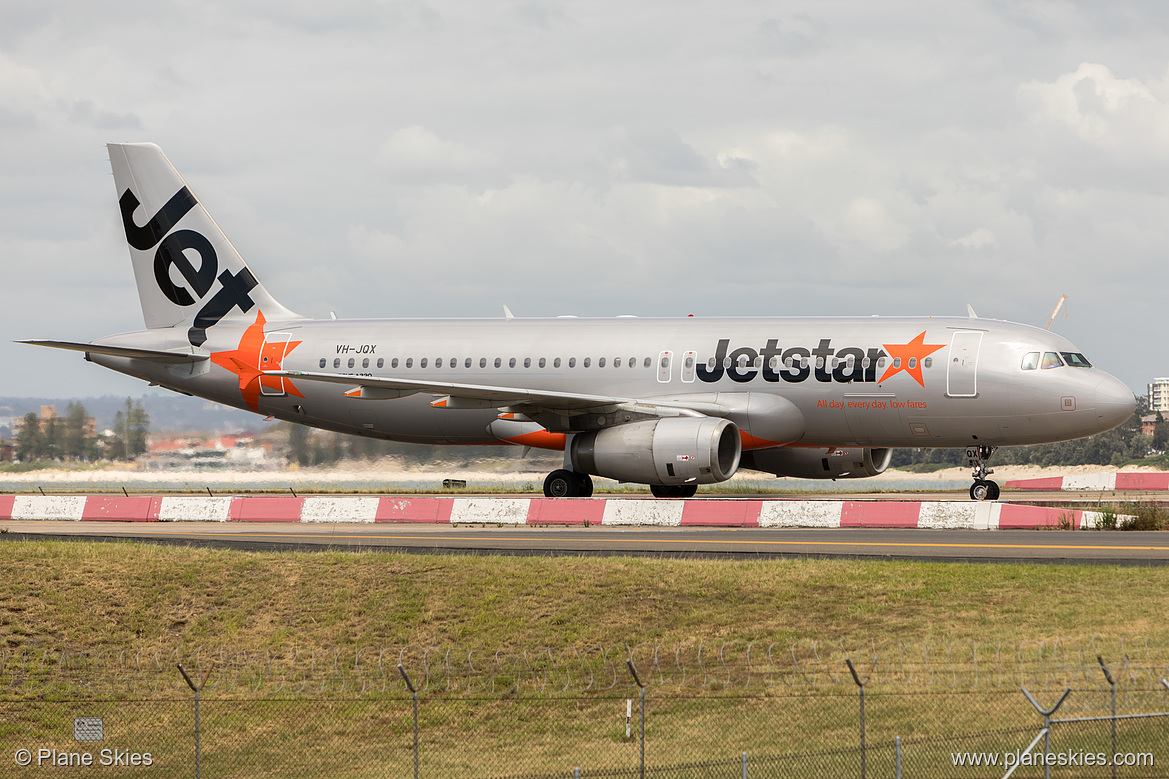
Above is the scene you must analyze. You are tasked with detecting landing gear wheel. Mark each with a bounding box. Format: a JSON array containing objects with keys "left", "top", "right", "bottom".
[
  {"left": 650, "top": 484, "right": 698, "bottom": 499},
  {"left": 576, "top": 472, "right": 594, "bottom": 498},
  {"left": 966, "top": 445, "right": 1000, "bottom": 502},
  {"left": 544, "top": 469, "right": 577, "bottom": 498},
  {"left": 969, "top": 479, "right": 1000, "bottom": 501}
]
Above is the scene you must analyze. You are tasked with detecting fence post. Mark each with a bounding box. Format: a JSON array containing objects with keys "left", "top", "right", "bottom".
[
  {"left": 846, "top": 658, "right": 867, "bottom": 779},
  {"left": 627, "top": 660, "right": 646, "bottom": 779},
  {"left": 398, "top": 664, "right": 419, "bottom": 779},
  {"left": 895, "top": 735, "right": 901, "bottom": 779},
  {"left": 741, "top": 751, "right": 747, "bottom": 779},
  {"left": 177, "top": 663, "right": 210, "bottom": 779},
  {"left": 1021, "top": 687, "right": 1071, "bottom": 779},
  {"left": 1098, "top": 655, "right": 1117, "bottom": 779}
]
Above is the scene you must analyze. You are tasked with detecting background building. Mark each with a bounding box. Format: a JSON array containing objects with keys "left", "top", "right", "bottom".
[{"left": 1149, "top": 379, "right": 1169, "bottom": 413}]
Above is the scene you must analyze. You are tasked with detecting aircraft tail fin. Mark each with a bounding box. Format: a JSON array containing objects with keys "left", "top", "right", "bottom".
[{"left": 107, "top": 143, "right": 301, "bottom": 346}]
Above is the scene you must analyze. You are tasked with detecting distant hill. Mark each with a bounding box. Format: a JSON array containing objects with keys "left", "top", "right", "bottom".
[{"left": 0, "top": 395, "right": 272, "bottom": 437}]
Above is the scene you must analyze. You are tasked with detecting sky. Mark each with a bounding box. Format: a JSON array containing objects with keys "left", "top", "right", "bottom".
[{"left": 1, "top": 0, "right": 1168, "bottom": 399}]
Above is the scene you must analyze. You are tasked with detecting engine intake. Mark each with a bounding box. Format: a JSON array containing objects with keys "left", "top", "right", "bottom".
[
  {"left": 570, "top": 418, "right": 741, "bottom": 485},
  {"left": 740, "top": 446, "right": 892, "bottom": 480}
]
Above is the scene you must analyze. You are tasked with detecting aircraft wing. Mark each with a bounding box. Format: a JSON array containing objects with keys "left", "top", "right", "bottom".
[
  {"left": 268, "top": 369, "right": 730, "bottom": 416},
  {"left": 18, "top": 340, "right": 209, "bottom": 364}
]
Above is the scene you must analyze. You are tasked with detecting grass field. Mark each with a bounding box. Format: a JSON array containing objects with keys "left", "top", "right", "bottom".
[
  {"left": 5, "top": 540, "right": 1169, "bottom": 777},
  {"left": 4, "top": 539, "right": 1169, "bottom": 654}
]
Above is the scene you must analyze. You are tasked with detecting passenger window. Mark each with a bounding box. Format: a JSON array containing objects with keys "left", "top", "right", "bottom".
[
  {"left": 348, "top": 358, "right": 355, "bottom": 369},
  {"left": 494, "top": 358, "right": 501, "bottom": 368},
  {"left": 392, "top": 358, "right": 399, "bottom": 368},
  {"left": 629, "top": 357, "right": 635, "bottom": 368},
  {"left": 644, "top": 357, "right": 652, "bottom": 368},
  {"left": 877, "top": 357, "right": 886, "bottom": 368},
  {"left": 465, "top": 358, "right": 472, "bottom": 368},
  {"left": 554, "top": 357, "right": 561, "bottom": 368},
  {"left": 524, "top": 357, "right": 531, "bottom": 368},
  {"left": 599, "top": 357, "right": 606, "bottom": 368},
  {"left": 406, "top": 358, "right": 413, "bottom": 368},
  {"left": 480, "top": 358, "right": 487, "bottom": 368},
  {"left": 509, "top": 358, "right": 516, "bottom": 368},
  {"left": 1041, "top": 352, "right": 1063, "bottom": 369},
  {"left": 420, "top": 358, "right": 428, "bottom": 368},
  {"left": 892, "top": 358, "right": 901, "bottom": 369},
  {"left": 584, "top": 358, "right": 591, "bottom": 368},
  {"left": 908, "top": 358, "right": 916, "bottom": 369},
  {"left": 569, "top": 358, "right": 576, "bottom": 368},
  {"left": 333, "top": 358, "right": 341, "bottom": 369},
  {"left": 377, "top": 358, "right": 384, "bottom": 368},
  {"left": 539, "top": 357, "right": 546, "bottom": 368},
  {"left": 923, "top": 357, "right": 932, "bottom": 368},
  {"left": 1021, "top": 352, "right": 1040, "bottom": 370},
  {"left": 363, "top": 358, "right": 369, "bottom": 368},
  {"left": 614, "top": 357, "right": 622, "bottom": 367},
  {"left": 435, "top": 358, "right": 442, "bottom": 368},
  {"left": 319, "top": 358, "right": 326, "bottom": 368}
]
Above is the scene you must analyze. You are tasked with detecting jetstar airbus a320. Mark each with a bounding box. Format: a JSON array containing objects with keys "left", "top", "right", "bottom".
[{"left": 22, "top": 144, "right": 1135, "bottom": 500}]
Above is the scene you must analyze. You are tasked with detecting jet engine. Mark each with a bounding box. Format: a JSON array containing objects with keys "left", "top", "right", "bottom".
[
  {"left": 740, "top": 446, "right": 892, "bottom": 479},
  {"left": 570, "top": 417, "right": 741, "bottom": 485}
]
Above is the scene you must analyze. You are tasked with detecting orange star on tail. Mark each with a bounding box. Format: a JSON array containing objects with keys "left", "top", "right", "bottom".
[
  {"left": 878, "top": 331, "right": 946, "bottom": 387},
  {"left": 210, "top": 312, "right": 303, "bottom": 411}
]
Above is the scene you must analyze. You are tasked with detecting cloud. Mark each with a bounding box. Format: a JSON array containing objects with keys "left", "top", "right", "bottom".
[{"left": 376, "top": 125, "right": 507, "bottom": 188}]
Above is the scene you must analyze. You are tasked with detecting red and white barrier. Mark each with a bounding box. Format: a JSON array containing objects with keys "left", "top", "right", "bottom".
[
  {"left": 0, "top": 495, "right": 1114, "bottom": 529},
  {"left": 1006, "top": 472, "right": 1169, "bottom": 492}
]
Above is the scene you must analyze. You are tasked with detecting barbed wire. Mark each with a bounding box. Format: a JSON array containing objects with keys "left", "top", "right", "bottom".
[{"left": 3, "top": 639, "right": 1169, "bottom": 701}]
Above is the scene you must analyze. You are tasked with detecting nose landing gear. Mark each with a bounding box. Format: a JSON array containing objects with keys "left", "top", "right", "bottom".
[{"left": 966, "top": 445, "right": 1000, "bottom": 501}]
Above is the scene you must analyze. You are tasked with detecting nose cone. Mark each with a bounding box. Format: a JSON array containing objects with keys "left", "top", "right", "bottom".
[{"left": 1094, "top": 374, "right": 1136, "bottom": 433}]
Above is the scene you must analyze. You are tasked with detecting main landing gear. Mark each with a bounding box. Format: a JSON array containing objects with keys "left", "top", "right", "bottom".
[
  {"left": 966, "top": 445, "right": 1000, "bottom": 501},
  {"left": 543, "top": 469, "right": 594, "bottom": 498}
]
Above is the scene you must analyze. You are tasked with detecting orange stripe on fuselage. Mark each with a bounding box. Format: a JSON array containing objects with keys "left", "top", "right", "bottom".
[{"left": 502, "top": 430, "right": 567, "bottom": 451}]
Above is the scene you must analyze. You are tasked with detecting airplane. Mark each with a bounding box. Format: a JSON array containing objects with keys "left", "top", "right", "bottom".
[{"left": 21, "top": 143, "right": 1136, "bottom": 501}]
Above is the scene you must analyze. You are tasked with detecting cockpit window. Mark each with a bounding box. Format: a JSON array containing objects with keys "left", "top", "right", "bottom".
[
  {"left": 1041, "top": 352, "right": 1064, "bottom": 369},
  {"left": 1021, "top": 352, "right": 1039, "bottom": 371},
  {"left": 1061, "top": 352, "right": 1092, "bottom": 368}
]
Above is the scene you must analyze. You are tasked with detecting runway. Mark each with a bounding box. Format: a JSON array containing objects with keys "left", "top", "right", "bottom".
[{"left": 5, "top": 520, "right": 1169, "bottom": 565}]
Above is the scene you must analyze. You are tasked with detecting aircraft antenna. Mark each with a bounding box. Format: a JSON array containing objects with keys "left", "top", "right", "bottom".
[
  {"left": 966, "top": 304, "right": 978, "bottom": 319},
  {"left": 1045, "top": 295, "right": 1067, "bottom": 330},
  {"left": 503, "top": 305, "right": 515, "bottom": 320}
]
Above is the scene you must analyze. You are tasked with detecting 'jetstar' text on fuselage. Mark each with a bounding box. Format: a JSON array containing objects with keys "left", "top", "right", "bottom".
[{"left": 696, "top": 339, "right": 891, "bottom": 384}]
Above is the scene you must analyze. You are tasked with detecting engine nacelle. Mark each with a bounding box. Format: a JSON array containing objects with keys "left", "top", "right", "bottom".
[
  {"left": 740, "top": 446, "right": 893, "bottom": 480},
  {"left": 570, "top": 418, "right": 741, "bottom": 485}
]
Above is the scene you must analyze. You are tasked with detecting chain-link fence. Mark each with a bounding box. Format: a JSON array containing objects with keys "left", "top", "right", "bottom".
[{"left": 3, "top": 640, "right": 1169, "bottom": 778}]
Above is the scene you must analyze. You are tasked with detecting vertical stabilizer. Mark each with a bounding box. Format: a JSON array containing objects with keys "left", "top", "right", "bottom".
[{"left": 107, "top": 143, "right": 301, "bottom": 346}]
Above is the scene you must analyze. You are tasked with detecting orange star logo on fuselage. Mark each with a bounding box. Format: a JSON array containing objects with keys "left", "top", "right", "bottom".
[
  {"left": 210, "top": 311, "right": 303, "bottom": 411},
  {"left": 878, "top": 331, "right": 946, "bottom": 387}
]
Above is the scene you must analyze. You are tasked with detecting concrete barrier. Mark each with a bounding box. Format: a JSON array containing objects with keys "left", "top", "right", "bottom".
[
  {"left": 0, "top": 495, "right": 1126, "bottom": 530},
  {"left": 1006, "top": 472, "right": 1169, "bottom": 492}
]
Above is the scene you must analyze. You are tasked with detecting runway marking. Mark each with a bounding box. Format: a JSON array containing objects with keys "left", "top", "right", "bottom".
[{"left": 31, "top": 528, "right": 1169, "bottom": 553}]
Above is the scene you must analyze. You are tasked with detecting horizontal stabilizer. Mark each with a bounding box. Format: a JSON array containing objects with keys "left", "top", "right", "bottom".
[{"left": 18, "top": 340, "right": 209, "bottom": 364}]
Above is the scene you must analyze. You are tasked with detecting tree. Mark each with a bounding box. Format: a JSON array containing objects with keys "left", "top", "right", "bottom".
[
  {"left": 112, "top": 398, "right": 150, "bottom": 460},
  {"left": 14, "top": 412, "right": 43, "bottom": 461},
  {"left": 63, "top": 401, "right": 96, "bottom": 461},
  {"left": 1154, "top": 412, "right": 1168, "bottom": 452}
]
